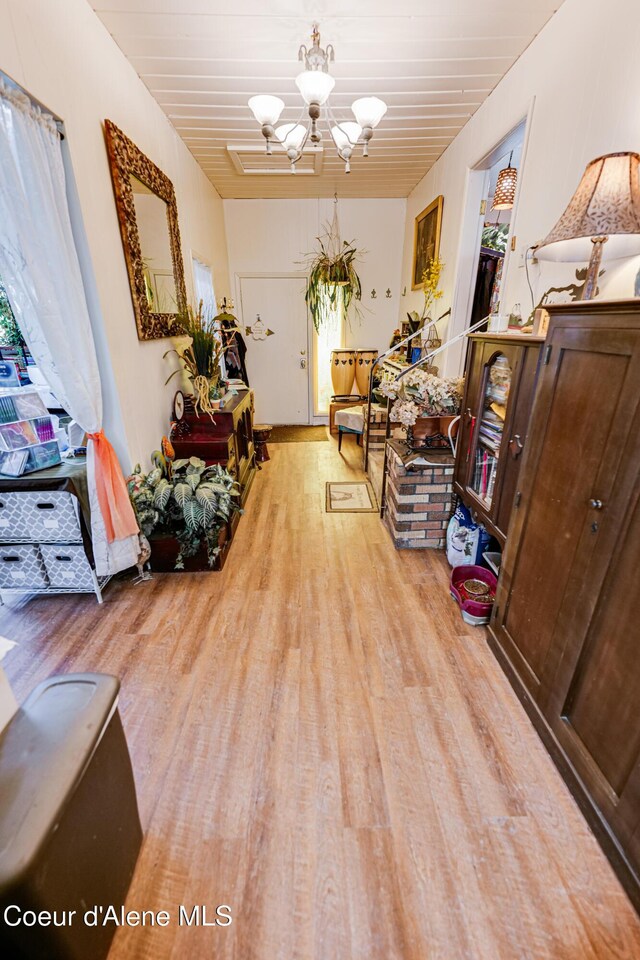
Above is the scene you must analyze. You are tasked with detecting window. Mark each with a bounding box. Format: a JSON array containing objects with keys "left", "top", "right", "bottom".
[
  {"left": 192, "top": 256, "right": 216, "bottom": 317},
  {"left": 313, "top": 298, "right": 345, "bottom": 416}
]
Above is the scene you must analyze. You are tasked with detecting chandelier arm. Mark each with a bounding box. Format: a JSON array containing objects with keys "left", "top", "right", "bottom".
[
  {"left": 326, "top": 100, "right": 361, "bottom": 147},
  {"left": 287, "top": 119, "right": 313, "bottom": 170}
]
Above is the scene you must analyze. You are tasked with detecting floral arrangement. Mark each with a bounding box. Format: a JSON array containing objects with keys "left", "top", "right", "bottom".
[
  {"left": 421, "top": 257, "right": 444, "bottom": 318},
  {"left": 128, "top": 454, "right": 240, "bottom": 569},
  {"left": 378, "top": 367, "right": 464, "bottom": 428}
]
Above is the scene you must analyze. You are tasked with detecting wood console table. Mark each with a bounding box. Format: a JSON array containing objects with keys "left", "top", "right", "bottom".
[{"left": 170, "top": 390, "right": 256, "bottom": 558}]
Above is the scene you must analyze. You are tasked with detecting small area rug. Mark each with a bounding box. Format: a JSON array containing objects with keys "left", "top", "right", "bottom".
[
  {"left": 269, "top": 425, "right": 328, "bottom": 443},
  {"left": 326, "top": 481, "right": 378, "bottom": 513}
]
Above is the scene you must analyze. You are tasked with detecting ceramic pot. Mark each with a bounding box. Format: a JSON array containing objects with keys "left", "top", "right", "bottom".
[{"left": 411, "top": 415, "right": 459, "bottom": 446}]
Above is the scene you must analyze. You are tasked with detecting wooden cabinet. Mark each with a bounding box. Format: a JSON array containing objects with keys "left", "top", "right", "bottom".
[
  {"left": 171, "top": 390, "right": 256, "bottom": 510},
  {"left": 454, "top": 333, "right": 544, "bottom": 543},
  {"left": 488, "top": 300, "right": 640, "bottom": 909}
]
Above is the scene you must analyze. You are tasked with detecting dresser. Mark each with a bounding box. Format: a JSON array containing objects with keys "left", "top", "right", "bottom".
[
  {"left": 454, "top": 332, "right": 544, "bottom": 544},
  {"left": 170, "top": 390, "right": 256, "bottom": 515},
  {"left": 488, "top": 300, "right": 640, "bottom": 909}
]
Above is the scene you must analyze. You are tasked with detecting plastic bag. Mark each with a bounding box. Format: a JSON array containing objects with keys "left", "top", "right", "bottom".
[{"left": 446, "top": 502, "right": 491, "bottom": 567}]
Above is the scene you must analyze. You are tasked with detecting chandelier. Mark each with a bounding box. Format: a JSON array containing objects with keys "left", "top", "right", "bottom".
[{"left": 248, "top": 24, "right": 387, "bottom": 174}]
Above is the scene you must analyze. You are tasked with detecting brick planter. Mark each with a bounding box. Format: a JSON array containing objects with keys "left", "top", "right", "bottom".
[
  {"left": 363, "top": 402, "right": 389, "bottom": 451},
  {"left": 383, "top": 439, "right": 455, "bottom": 549}
]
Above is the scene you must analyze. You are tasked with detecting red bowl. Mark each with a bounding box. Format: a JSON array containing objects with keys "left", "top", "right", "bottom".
[{"left": 450, "top": 564, "right": 498, "bottom": 625}]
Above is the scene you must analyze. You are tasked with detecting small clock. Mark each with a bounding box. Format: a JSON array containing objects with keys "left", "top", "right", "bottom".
[{"left": 173, "top": 389, "right": 185, "bottom": 422}]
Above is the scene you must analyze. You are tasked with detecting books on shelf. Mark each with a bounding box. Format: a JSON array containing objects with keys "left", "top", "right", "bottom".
[{"left": 472, "top": 448, "right": 498, "bottom": 503}]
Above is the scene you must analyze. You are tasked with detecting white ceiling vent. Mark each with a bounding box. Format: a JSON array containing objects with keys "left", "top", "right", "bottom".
[{"left": 227, "top": 144, "right": 323, "bottom": 176}]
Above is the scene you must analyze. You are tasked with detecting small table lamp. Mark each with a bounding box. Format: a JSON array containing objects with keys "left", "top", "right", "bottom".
[{"left": 535, "top": 152, "right": 640, "bottom": 299}]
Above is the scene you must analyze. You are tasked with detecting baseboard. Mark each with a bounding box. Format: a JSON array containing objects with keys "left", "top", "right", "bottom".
[{"left": 486, "top": 628, "right": 640, "bottom": 916}]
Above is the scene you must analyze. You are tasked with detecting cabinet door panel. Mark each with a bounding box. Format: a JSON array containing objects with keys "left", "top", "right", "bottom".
[
  {"left": 453, "top": 339, "right": 483, "bottom": 492},
  {"left": 495, "top": 345, "right": 541, "bottom": 539},
  {"left": 501, "top": 345, "right": 628, "bottom": 688},
  {"left": 560, "top": 488, "right": 640, "bottom": 801}
]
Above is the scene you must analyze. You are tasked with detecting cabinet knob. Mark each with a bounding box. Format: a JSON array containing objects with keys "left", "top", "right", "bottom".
[{"left": 589, "top": 498, "right": 604, "bottom": 510}]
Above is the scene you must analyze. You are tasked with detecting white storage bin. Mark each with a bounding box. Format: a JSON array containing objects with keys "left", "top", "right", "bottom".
[
  {"left": 18, "top": 491, "right": 83, "bottom": 542},
  {"left": 0, "top": 493, "right": 30, "bottom": 541},
  {"left": 0, "top": 544, "right": 49, "bottom": 589},
  {"left": 40, "top": 543, "right": 95, "bottom": 590}
]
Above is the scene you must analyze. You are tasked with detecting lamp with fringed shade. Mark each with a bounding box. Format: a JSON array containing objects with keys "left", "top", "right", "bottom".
[{"left": 536, "top": 152, "right": 640, "bottom": 299}]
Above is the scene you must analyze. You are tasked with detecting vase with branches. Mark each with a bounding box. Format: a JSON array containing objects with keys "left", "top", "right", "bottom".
[{"left": 164, "top": 301, "right": 226, "bottom": 416}]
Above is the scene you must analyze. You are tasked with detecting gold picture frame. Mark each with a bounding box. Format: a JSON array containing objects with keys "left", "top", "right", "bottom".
[
  {"left": 412, "top": 195, "right": 444, "bottom": 291},
  {"left": 104, "top": 119, "right": 187, "bottom": 340}
]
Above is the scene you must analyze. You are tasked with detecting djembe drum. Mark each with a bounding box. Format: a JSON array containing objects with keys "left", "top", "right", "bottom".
[
  {"left": 354, "top": 349, "right": 378, "bottom": 397},
  {"left": 330, "top": 349, "right": 356, "bottom": 399},
  {"left": 253, "top": 424, "right": 272, "bottom": 463}
]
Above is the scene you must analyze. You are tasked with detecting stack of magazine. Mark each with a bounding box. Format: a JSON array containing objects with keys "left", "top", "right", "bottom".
[{"left": 0, "top": 372, "right": 61, "bottom": 477}]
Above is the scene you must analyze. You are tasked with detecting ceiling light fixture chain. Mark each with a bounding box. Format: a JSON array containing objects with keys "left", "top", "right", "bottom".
[{"left": 248, "top": 23, "right": 387, "bottom": 175}]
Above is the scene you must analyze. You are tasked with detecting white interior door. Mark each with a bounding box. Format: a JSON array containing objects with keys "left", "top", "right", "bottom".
[{"left": 239, "top": 276, "right": 309, "bottom": 424}]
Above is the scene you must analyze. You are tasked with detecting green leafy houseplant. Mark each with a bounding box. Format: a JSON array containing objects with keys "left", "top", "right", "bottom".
[
  {"left": 481, "top": 223, "right": 510, "bottom": 254},
  {"left": 305, "top": 237, "right": 363, "bottom": 332},
  {"left": 128, "top": 456, "right": 240, "bottom": 569}
]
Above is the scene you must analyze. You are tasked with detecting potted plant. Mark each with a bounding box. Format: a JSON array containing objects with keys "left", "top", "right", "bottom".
[
  {"left": 378, "top": 368, "right": 464, "bottom": 448},
  {"left": 304, "top": 235, "right": 363, "bottom": 332},
  {"left": 164, "top": 301, "right": 225, "bottom": 416},
  {"left": 127, "top": 455, "right": 240, "bottom": 571}
]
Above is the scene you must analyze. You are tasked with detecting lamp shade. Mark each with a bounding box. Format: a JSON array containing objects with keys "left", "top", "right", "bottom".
[
  {"left": 275, "top": 122, "right": 307, "bottom": 153},
  {"left": 248, "top": 95, "right": 284, "bottom": 126},
  {"left": 537, "top": 152, "right": 640, "bottom": 262},
  {"left": 331, "top": 122, "right": 362, "bottom": 151},
  {"left": 295, "top": 70, "right": 335, "bottom": 105},
  {"left": 491, "top": 164, "right": 518, "bottom": 210},
  {"left": 351, "top": 97, "right": 387, "bottom": 129}
]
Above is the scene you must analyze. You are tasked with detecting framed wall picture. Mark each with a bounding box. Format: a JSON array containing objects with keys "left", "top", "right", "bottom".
[{"left": 412, "top": 195, "right": 444, "bottom": 291}]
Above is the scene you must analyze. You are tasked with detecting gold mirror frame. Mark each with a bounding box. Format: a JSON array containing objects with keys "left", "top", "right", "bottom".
[{"left": 104, "top": 119, "right": 187, "bottom": 340}]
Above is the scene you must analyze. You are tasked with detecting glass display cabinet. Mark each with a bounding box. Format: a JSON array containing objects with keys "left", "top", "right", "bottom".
[{"left": 454, "top": 333, "right": 545, "bottom": 543}]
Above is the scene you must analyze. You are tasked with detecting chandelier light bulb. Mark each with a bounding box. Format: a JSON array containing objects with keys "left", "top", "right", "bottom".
[
  {"left": 275, "top": 122, "right": 307, "bottom": 155},
  {"left": 351, "top": 97, "right": 387, "bottom": 129},
  {"left": 248, "top": 95, "right": 285, "bottom": 126},
  {"left": 295, "top": 70, "right": 335, "bottom": 106},
  {"left": 331, "top": 122, "right": 362, "bottom": 150}
]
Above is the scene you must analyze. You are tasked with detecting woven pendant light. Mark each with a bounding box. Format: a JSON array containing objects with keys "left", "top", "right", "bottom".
[{"left": 492, "top": 152, "right": 518, "bottom": 211}]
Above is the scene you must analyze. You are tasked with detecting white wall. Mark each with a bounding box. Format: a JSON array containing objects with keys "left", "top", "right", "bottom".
[
  {"left": 0, "top": 0, "right": 231, "bottom": 467},
  {"left": 400, "top": 0, "right": 640, "bottom": 375},
  {"left": 224, "top": 197, "right": 406, "bottom": 355}
]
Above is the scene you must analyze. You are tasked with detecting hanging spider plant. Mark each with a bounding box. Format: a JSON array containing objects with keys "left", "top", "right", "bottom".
[{"left": 304, "top": 236, "right": 363, "bottom": 332}]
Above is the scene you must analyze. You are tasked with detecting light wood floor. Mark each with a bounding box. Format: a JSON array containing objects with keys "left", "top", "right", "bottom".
[{"left": 2, "top": 438, "right": 640, "bottom": 960}]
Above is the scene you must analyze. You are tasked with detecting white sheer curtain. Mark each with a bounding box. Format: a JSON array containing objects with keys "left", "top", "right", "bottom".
[{"left": 0, "top": 79, "right": 139, "bottom": 575}]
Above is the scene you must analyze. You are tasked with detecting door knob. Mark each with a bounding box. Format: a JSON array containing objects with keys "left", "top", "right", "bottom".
[{"left": 589, "top": 498, "right": 604, "bottom": 510}]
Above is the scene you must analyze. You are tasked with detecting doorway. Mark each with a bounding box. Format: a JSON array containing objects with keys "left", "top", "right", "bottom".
[
  {"left": 238, "top": 274, "right": 310, "bottom": 425},
  {"left": 446, "top": 113, "right": 531, "bottom": 377}
]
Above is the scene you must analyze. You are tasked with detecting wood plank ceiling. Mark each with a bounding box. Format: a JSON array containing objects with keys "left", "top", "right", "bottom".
[{"left": 91, "top": 1, "right": 564, "bottom": 199}]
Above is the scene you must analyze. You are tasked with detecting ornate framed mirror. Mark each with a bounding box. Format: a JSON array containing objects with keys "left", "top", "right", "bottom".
[{"left": 104, "top": 119, "right": 187, "bottom": 340}]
